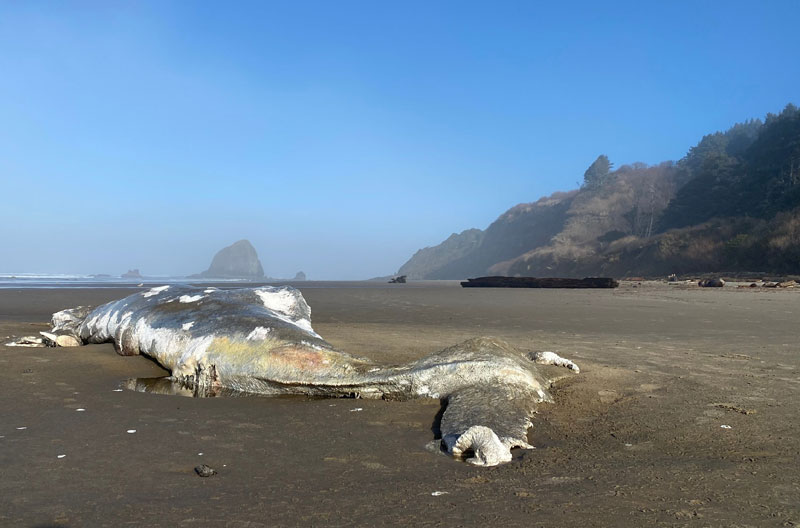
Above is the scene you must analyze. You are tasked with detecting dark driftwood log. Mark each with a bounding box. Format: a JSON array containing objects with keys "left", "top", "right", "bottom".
[{"left": 460, "top": 276, "right": 619, "bottom": 289}]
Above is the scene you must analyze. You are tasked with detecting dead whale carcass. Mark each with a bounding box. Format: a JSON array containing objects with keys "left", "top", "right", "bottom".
[{"left": 43, "top": 285, "right": 579, "bottom": 466}]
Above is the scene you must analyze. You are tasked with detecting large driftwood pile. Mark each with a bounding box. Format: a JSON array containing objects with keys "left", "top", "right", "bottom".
[{"left": 461, "top": 276, "right": 619, "bottom": 289}]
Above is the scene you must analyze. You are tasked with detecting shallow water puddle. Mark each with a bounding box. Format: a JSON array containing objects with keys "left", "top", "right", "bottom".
[
  {"left": 123, "top": 377, "right": 256, "bottom": 398},
  {"left": 122, "top": 377, "right": 320, "bottom": 400}
]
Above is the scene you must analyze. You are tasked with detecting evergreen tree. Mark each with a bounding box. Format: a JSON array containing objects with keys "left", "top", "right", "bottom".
[{"left": 583, "top": 155, "right": 612, "bottom": 188}]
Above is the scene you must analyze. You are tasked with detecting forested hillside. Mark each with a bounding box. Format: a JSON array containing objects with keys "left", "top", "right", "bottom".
[{"left": 398, "top": 104, "right": 800, "bottom": 279}]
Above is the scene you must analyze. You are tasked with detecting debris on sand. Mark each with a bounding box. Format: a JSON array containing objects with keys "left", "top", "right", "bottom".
[
  {"left": 760, "top": 280, "right": 795, "bottom": 288},
  {"left": 5, "top": 332, "right": 81, "bottom": 347},
  {"left": 720, "top": 425, "right": 732, "bottom": 429},
  {"left": 5, "top": 336, "right": 45, "bottom": 347},
  {"left": 195, "top": 464, "right": 217, "bottom": 477},
  {"left": 698, "top": 278, "right": 725, "bottom": 287},
  {"left": 714, "top": 403, "right": 756, "bottom": 415},
  {"left": 388, "top": 275, "right": 407, "bottom": 284},
  {"left": 39, "top": 332, "right": 81, "bottom": 347}
]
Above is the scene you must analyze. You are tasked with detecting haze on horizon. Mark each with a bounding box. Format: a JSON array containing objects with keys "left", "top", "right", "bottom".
[{"left": 1, "top": 1, "right": 798, "bottom": 280}]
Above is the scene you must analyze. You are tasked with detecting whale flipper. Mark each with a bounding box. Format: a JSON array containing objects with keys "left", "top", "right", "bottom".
[{"left": 440, "top": 383, "right": 537, "bottom": 466}]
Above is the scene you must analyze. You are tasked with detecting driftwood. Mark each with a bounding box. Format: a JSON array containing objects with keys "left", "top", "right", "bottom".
[
  {"left": 461, "top": 276, "right": 619, "bottom": 289},
  {"left": 389, "top": 275, "right": 407, "bottom": 284}
]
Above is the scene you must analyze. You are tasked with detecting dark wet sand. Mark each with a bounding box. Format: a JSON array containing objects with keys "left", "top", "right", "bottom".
[{"left": 1, "top": 281, "right": 798, "bottom": 527}]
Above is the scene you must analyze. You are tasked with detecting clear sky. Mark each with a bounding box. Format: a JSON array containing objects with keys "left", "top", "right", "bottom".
[{"left": 1, "top": 1, "right": 798, "bottom": 279}]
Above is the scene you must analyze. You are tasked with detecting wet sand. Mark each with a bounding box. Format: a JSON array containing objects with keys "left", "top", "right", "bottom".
[{"left": 1, "top": 281, "right": 798, "bottom": 527}]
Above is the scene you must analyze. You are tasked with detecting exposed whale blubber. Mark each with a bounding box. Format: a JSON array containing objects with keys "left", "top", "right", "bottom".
[{"left": 42, "top": 285, "right": 579, "bottom": 467}]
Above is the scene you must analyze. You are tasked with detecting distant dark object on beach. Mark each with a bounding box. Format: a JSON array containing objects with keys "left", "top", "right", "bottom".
[
  {"left": 389, "top": 275, "right": 407, "bottom": 284},
  {"left": 121, "top": 269, "right": 143, "bottom": 279},
  {"left": 763, "top": 280, "right": 797, "bottom": 288},
  {"left": 294, "top": 271, "right": 306, "bottom": 281},
  {"left": 698, "top": 278, "right": 725, "bottom": 287},
  {"left": 461, "top": 276, "right": 619, "bottom": 288}
]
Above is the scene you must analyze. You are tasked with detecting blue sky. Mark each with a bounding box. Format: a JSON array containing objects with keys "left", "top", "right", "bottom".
[{"left": 1, "top": 1, "right": 798, "bottom": 279}]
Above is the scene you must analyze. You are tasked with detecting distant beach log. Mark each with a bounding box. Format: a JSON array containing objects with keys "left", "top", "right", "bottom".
[{"left": 460, "top": 276, "right": 619, "bottom": 289}]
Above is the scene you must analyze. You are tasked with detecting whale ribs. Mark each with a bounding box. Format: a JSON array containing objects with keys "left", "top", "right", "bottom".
[{"left": 461, "top": 276, "right": 619, "bottom": 289}]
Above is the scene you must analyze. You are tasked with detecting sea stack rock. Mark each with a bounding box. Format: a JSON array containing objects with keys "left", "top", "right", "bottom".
[
  {"left": 200, "top": 240, "right": 265, "bottom": 279},
  {"left": 121, "top": 269, "right": 143, "bottom": 279},
  {"left": 293, "top": 271, "right": 306, "bottom": 281}
]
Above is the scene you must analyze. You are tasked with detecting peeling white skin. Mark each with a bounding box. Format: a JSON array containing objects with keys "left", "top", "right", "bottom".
[
  {"left": 142, "top": 285, "right": 169, "bottom": 298},
  {"left": 246, "top": 326, "right": 270, "bottom": 340},
  {"left": 532, "top": 351, "right": 580, "bottom": 373},
  {"left": 48, "top": 285, "right": 580, "bottom": 467},
  {"left": 178, "top": 295, "right": 205, "bottom": 303},
  {"left": 254, "top": 288, "right": 318, "bottom": 337}
]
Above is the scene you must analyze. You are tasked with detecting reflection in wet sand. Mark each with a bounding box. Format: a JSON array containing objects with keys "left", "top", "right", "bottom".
[{"left": 123, "top": 377, "right": 255, "bottom": 398}]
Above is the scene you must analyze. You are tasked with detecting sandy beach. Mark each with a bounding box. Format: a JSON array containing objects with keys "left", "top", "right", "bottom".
[{"left": 1, "top": 281, "right": 798, "bottom": 527}]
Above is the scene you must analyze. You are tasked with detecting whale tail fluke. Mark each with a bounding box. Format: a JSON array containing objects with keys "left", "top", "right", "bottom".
[{"left": 439, "top": 383, "right": 538, "bottom": 466}]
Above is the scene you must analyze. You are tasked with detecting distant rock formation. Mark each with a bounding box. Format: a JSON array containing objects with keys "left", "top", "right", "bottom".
[
  {"left": 293, "top": 271, "right": 306, "bottom": 281},
  {"left": 199, "top": 240, "right": 264, "bottom": 279},
  {"left": 121, "top": 269, "right": 143, "bottom": 279}
]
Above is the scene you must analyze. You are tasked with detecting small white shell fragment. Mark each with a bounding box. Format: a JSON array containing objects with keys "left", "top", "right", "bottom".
[
  {"left": 624, "top": 443, "right": 632, "bottom": 447},
  {"left": 57, "top": 454, "right": 66, "bottom": 459},
  {"left": 76, "top": 408, "right": 85, "bottom": 412},
  {"left": 112, "top": 389, "right": 123, "bottom": 392},
  {"left": 198, "top": 452, "right": 203, "bottom": 456},
  {"left": 431, "top": 491, "right": 448, "bottom": 496},
  {"left": 127, "top": 429, "right": 137, "bottom": 434},
  {"left": 350, "top": 408, "right": 363, "bottom": 412},
  {"left": 720, "top": 425, "right": 732, "bottom": 429},
  {"left": 16, "top": 427, "right": 27, "bottom": 430}
]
